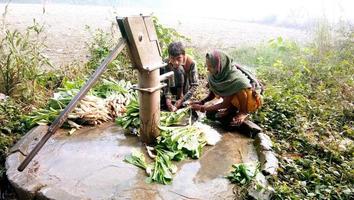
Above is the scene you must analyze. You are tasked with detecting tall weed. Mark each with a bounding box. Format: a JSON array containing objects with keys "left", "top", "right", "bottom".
[
  {"left": 0, "top": 20, "right": 51, "bottom": 106},
  {"left": 230, "top": 21, "right": 353, "bottom": 199}
]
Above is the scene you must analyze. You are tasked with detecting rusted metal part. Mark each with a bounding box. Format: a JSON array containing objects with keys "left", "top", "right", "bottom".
[
  {"left": 118, "top": 16, "right": 165, "bottom": 144},
  {"left": 144, "top": 63, "right": 167, "bottom": 71},
  {"left": 17, "top": 39, "right": 127, "bottom": 172},
  {"left": 159, "top": 71, "right": 174, "bottom": 82},
  {"left": 132, "top": 83, "right": 167, "bottom": 93},
  {"left": 138, "top": 69, "right": 161, "bottom": 144},
  {"left": 118, "top": 16, "right": 162, "bottom": 71}
]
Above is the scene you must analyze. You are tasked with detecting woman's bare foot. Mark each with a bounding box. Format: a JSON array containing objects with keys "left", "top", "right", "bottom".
[
  {"left": 216, "top": 109, "right": 229, "bottom": 118},
  {"left": 230, "top": 113, "right": 249, "bottom": 126},
  {"left": 216, "top": 106, "right": 237, "bottom": 119}
]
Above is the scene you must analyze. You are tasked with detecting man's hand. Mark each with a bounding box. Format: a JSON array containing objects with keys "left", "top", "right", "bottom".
[
  {"left": 168, "top": 105, "right": 177, "bottom": 112},
  {"left": 175, "top": 99, "right": 183, "bottom": 109},
  {"left": 166, "top": 98, "right": 177, "bottom": 112}
]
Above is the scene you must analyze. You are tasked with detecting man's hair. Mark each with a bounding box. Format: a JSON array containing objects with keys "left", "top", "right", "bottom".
[{"left": 168, "top": 42, "right": 185, "bottom": 57}]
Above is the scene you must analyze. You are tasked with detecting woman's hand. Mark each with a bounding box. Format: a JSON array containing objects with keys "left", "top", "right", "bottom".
[
  {"left": 190, "top": 100, "right": 204, "bottom": 105},
  {"left": 191, "top": 104, "right": 205, "bottom": 112}
]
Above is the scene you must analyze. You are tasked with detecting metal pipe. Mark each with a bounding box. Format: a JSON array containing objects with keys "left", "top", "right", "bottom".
[
  {"left": 17, "top": 38, "right": 127, "bottom": 172},
  {"left": 117, "top": 16, "right": 165, "bottom": 144},
  {"left": 159, "top": 71, "right": 174, "bottom": 82},
  {"left": 138, "top": 68, "right": 160, "bottom": 144},
  {"left": 144, "top": 62, "right": 167, "bottom": 71}
]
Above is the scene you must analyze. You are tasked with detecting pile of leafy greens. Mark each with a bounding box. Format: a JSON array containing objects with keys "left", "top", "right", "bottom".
[
  {"left": 116, "top": 106, "right": 191, "bottom": 134},
  {"left": 115, "top": 95, "right": 139, "bottom": 130},
  {"left": 24, "top": 78, "right": 133, "bottom": 129},
  {"left": 124, "top": 125, "right": 206, "bottom": 184},
  {"left": 227, "top": 163, "right": 259, "bottom": 185}
]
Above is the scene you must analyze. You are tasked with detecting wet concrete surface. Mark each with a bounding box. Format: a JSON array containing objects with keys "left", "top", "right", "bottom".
[{"left": 6, "top": 122, "right": 259, "bottom": 200}]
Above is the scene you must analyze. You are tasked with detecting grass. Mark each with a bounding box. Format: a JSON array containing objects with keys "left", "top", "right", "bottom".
[
  {"left": 228, "top": 20, "right": 353, "bottom": 199},
  {"left": 0, "top": 20, "right": 52, "bottom": 107}
]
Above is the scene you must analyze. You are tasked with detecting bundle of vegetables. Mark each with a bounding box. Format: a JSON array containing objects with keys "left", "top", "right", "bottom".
[
  {"left": 24, "top": 92, "right": 111, "bottom": 127},
  {"left": 93, "top": 79, "right": 132, "bottom": 98},
  {"left": 24, "top": 107, "right": 61, "bottom": 128},
  {"left": 68, "top": 95, "right": 112, "bottom": 125},
  {"left": 124, "top": 149, "right": 148, "bottom": 170},
  {"left": 115, "top": 95, "right": 139, "bottom": 130},
  {"left": 226, "top": 163, "right": 259, "bottom": 185},
  {"left": 116, "top": 106, "right": 191, "bottom": 132},
  {"left": 24, "top": 78, "right": 135, "bottom": 129},
  {"left": 160, "top": 107, "right": 190, "bottom": 126},
  {"left": 156, "top": 125, "right": 206, "bottom": 160},
  {"left": 93, "top": 79, "right": 135, "bottom": 119},
  {"left": 22, "top": 89, "right": 72, "bottom": 128},
  {"left": 145, "top": 148, "right": 178, "bottom": 184},
  {"left": 146, "top": 126, "right": 206, "bottom": 184},
  {"left": 124, "top": 125, "right": 207, "bottom": 184},
  {"left": 124, "top": 149, "right": 177, "bottom": 184},
  {"left": 105, "top": 92, "right": 131, "bottom": 118}
]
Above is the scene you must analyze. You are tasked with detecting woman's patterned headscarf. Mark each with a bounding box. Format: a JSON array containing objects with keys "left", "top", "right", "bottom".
[{"left": 206, "top": 50, "right": 251, "bottom": 96}]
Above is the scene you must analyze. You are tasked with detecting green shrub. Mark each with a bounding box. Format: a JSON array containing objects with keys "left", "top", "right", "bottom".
[
  {"left": 0, "top": 20, "right": 51, "bottom": 105},
  {"left": 229, "top": 23, "right": 353, "bottom": 199},
  {"left": 0, "top": 98, "right": 23, "bottom": 180},
  {"left": 152, "top": 16, "right": 190, "bottom": 58},
  {"left": 0, "top": 98, "right": 25, "bottom": 135},
  {"left": 85, "top": 26, "right": 135, "bottom": 82}
]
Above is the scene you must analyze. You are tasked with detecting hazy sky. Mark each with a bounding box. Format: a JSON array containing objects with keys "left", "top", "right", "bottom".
[
  {"left": 4, "top": 0, "right": 354, "bottom": 23},
  {"left": 156, "top": 0, "right": 353, "bottom": 22},
  {"left": 102, "top": 0, "right": 354, "bottom": 24}
]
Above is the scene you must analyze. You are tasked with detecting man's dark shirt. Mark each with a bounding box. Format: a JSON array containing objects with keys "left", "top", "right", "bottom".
[{"left": 160, "top": 56, "right": 198, "bottom": 104}]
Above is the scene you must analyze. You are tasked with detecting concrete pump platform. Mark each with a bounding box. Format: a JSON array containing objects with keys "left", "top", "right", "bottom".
[{"left": 6, "top": 122, "right": 263, "bottom": 200}]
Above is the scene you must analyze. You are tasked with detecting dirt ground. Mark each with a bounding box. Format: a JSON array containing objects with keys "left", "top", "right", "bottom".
[{"left": 1, "top": 3, "right": 311, "bottom": 67}]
